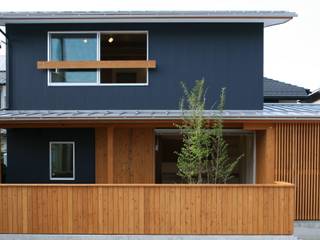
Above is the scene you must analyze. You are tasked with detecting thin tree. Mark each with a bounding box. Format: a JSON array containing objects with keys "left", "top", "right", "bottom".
[
  {"left": 176, "top": 79, "right": 211, "bottom": 183},
  {"left": 176, "top": 79, "right": 241, "bottom": 184}
]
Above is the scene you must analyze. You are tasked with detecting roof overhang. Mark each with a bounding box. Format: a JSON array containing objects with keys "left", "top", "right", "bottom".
[
  {"left": 0, "top": 11, "right": 297, "bottom": 27},
  {"left": 0, "top": 104, "right": 319, "bottom": 127}
]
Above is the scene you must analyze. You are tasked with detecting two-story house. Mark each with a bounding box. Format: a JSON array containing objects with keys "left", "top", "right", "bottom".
[{"left": 0, "top": 11, "right": 319, "bottom": 238}]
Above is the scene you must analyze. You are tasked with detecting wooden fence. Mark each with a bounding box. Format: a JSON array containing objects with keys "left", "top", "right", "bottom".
[
  {"left": 275, "top": 122, "right": 320, "bottom": 220},
  {"left": 0, "top": 183, "right": 294, "bottom": 235}
]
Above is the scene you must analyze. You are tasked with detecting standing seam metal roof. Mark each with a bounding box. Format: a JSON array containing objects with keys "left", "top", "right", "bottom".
[{"left": 0, "top": 104, "right": 319, "bottom": 121}]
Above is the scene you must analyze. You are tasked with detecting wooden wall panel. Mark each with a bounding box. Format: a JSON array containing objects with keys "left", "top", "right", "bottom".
[
  {"left": 0, "top": 183, "right": 294, "bottom": 235},
  {"left": 95, "top": 127, "right": 154, "bottom": 184},
  {"left": 275, "top": 123, "right": 320, "bottom": 220},
  {"left": 114, "top": 128, "right": 155, "bottom": 183}
]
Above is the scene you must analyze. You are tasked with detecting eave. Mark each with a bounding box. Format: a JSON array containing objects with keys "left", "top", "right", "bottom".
[
  {"left": 0, "top": 104, "right": 319, "bottom": 128},
  {"left": 0, "top": 11, "right": 297, "bottom": 27}
]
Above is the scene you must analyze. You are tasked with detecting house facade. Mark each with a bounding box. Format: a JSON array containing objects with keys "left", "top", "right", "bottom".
[{"left": 0, "top": 11, "right": 319, "bottom": 237}]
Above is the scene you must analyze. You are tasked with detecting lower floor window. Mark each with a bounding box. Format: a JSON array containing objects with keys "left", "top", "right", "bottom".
[{"left": 50, "top": 142, "right": 75, "bottom": 180}]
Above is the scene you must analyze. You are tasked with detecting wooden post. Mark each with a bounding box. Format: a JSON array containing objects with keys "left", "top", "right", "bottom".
[
  {"left": 107, "top": 126, "right": 114, "bottom": 183},
  {"left": 264, "top": 125, "right": 275, "bottom": 183},
  {"left": 95, "top": 128, "right": 108, "bottom": 183},
  {"left": 95, "top": 126, "right": 114, "bottom": 183},
  {"left": 244, "top": 123, "right": 275, "bottom": 183},
  {"left": 0, "top": 131, "right": 2, "bottom": 183},
  {"left": 0, "top": 157, "right": 2, "bottom": 183}
]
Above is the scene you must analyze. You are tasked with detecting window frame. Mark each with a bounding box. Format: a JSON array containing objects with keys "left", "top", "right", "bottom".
[
  {"left": 47, "top": 31, "right": 149, "bottom": 87},
  {"left": 49, "top": 141, "right": 75, "bottom": 181}
]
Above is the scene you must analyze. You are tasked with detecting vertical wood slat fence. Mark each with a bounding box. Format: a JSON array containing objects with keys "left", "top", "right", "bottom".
[
  {"left": 0, "top": 183, "right": 294, "bottom": 235},
  {"left": 275, "top": 123, "right": 320, "bottom": 220}
]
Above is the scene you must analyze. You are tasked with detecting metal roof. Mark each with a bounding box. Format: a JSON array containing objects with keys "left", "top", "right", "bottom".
[
  {"left": 0, "top": 11, "right": 296, "bottom": 27},
  {"left": 264, "top": 77, "right": 309, "bottom": 99},
  {"left": 0, "top": 104, "right": 319, "bottom": 122}
]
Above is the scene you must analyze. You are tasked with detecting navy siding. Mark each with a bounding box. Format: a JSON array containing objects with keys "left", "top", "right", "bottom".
[
  {"left": 7, "top": 23, "right": 263, "bottom": 110},
  {"left": 6, "top": 128, "right": 95, "bottom": 183}
]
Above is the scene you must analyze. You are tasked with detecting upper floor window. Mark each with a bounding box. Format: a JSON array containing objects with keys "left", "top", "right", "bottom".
[
  {"left": 50, "top": 33, "right": 98, "bottom": 84},
  {"left": 48, "top": 31, "right": 149, "bottom": 86}
]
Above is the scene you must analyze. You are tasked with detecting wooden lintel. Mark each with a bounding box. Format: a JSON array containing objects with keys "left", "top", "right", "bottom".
[
  {"left": 37, "top": 60, "right": 157, "bottom": 69},
  {"left": 243, "top": 122, "right": 274, "bottom": 130}
]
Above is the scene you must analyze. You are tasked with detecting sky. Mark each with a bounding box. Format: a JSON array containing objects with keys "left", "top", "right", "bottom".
[{"left": 0, "top": 0, "right": 319, "bottom": 90}]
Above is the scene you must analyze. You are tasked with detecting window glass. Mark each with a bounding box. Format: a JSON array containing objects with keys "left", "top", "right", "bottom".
[
  {"left": 50, "top": 142, "right": 74, "bottom": 179},
  {"left": 50, "top": 69, "right": 97, "bottom": 83},
  {"left": 101, "top": 68, "right": 146, "bottom": 84},
  {"left": 100, "top": 33, "right": 147, "bottom": 84},
  {"left": 51, "top": 33, "right": 97, "bottom": 61},
  {"left": 49, "top": 33, "right": 97, "bottom": 83}
]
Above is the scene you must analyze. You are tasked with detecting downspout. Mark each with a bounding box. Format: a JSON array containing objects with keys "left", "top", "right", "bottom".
[{"left": 0, "top": 28, "right": 9, "bottom": 110}]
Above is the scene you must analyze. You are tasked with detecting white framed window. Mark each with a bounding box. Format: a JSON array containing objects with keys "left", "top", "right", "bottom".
[
  {"left": 47, "top": 31, "right": 149, "bottom": 86},
  {"left": 49, "top": 141, "right": 75, "bottom": 180}
]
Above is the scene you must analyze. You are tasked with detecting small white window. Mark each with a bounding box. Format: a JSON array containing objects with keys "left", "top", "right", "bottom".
[{"left": 49, "top": 142, "right": 75, "bottom": 180}]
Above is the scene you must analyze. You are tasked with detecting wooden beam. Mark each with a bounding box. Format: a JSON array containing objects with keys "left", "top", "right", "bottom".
[
  {"left": 37, "top": 60, "right": 156, "bottom": 69},
  {"left": 243, "top": 122, "right": 274, "bottom": 130},
  {"left": 1, "top": 119, "right": 320, "bottom": 129},
  {"left": 107, "top": 126, "right": 114, "bottom": 183}
]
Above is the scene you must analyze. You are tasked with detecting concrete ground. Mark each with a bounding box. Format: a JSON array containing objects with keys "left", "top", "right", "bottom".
[
  {"left": 0, "top": 235, "right": 298, "bottom": 240},
  {"left": 294, "top": 227, "right": 320, "bottom": 240},
  {"left": 294, "top": 221, "right": 320, "bottom": 240},
  {"left": 6, "top": 221, "right": 320, "bottom": 240}
]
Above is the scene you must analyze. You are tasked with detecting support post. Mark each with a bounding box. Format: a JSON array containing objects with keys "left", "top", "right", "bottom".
[
  {"left": 107, "top": 126, "right": 114, "bottom": 183},
  {"left": 244, "top": 123, "right": 275, "bottom": 183}
]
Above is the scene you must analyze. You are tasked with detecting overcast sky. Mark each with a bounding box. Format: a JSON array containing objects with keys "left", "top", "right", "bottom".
[{"left": 0, "top": 0, "right": 319, "bottom": 90}]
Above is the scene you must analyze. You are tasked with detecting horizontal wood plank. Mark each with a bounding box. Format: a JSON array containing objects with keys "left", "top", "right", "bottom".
[
  {"left": 37, "top": 60, "right": 156, "bottom": 69},
  {"left": 0, "top": 183, "right": 294, "bottom": 235}
]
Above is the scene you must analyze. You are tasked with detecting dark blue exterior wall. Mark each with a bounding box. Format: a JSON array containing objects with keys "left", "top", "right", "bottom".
[
  {"left": 7, "top": 23, "right": 263, "bottom": 110},
  {"left": 6, "top": 128, "right": 95, "bottom": 183}
]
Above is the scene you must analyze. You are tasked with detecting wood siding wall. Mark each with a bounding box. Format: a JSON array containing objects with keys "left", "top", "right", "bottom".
[
  {"left": 275, "top": 123, "right": 320, "bottom": 220},
  {"left": 0, "top": 183, "right": 294, "bottom": 235},
  {"left": 95, "top": 127, "right": 155, "bottom": 183}
]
